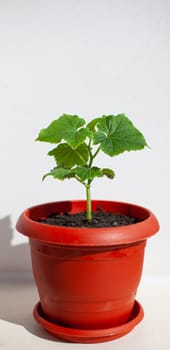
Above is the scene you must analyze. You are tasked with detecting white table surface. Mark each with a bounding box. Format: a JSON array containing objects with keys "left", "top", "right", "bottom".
[{"left": 0, "top": 274, "right": 170, "bottom": 350}]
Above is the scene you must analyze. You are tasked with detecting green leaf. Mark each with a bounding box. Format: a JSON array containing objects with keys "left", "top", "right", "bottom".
[
  {"left": 48, "top": 143, "right": 89, "bottom": 167},
  {"left": 36, "top": 119, "right": 62, "bottom": 144},
  {"left": 74, "top": 166, "right": 103, "bottom": 182},
  {"left": 42, "top": 166, "right": 72, "bottom": 181},
  {"left": 36, "top": 114, "right": 88, "bottom": 147},
  {"left": 101, "top": 168, "right": 115, "bottom": 179},
  {"left": 87, "top": 117, "right": 101, "bottom": 131},
  {"left": 93, "top": 114, "right": 147, "bottom": 156}
]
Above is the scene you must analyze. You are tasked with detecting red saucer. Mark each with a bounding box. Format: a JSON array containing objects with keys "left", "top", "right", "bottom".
[{"left": 33, "top": 300, "right": 144, "bottom": 343}]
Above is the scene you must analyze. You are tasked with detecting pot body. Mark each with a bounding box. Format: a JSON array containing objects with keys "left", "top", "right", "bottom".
[
  {"left": 16, "top": 200, "right": 159, "bottom": 330},
  {"left": 30, "top": 239, "right": 146, "bottom": 329}
]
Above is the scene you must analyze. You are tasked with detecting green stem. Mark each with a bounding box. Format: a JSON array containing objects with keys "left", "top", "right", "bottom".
[
  {"left": 92, "top": 145, "right": 101, "bottom": 160},
  {"left": 85, "top": 145, "right": 101, "bottom": 222},
  {"left": 88, "top": 145, "right": 101, "bottom": 167},
  {"left": 86, "top": 183, "right": 92, "bottom": 222}
]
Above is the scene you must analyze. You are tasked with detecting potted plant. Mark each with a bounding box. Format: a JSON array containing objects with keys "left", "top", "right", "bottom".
[{"left": 16, "top": 113, "right": 159, "bottom": 343}]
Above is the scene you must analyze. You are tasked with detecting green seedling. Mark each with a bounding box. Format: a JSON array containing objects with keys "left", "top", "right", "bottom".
[{"left": 36, "top": 113, "right": 147, "bottom": 222}]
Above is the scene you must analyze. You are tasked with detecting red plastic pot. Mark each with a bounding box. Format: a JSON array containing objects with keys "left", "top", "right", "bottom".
[{"left": 16, "top": 200, "right": 159, "bottom": 343}]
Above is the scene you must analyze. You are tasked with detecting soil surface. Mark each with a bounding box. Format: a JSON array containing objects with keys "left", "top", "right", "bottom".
[{"left": 38, "top": 211, "right": 138, "bottom": 228}]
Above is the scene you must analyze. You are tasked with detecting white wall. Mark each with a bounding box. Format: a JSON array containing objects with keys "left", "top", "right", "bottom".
[{"left": 0, "top": 0, "right": 169, "bottom": 274}]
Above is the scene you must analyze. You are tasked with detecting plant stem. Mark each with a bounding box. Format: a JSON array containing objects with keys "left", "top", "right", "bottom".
[
  {"left": 85, "top": 145, "right": 101, "bottom": 222},
  {"left": 88, "top": 145, "right": 101, "bottom": 168},
  {"left": 86, "top": 183, "right": 92, "bottom": 222}
]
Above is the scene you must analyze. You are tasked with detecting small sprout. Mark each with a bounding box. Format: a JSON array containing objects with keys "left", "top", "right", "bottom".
[{"left": 36, "top": 113, "right": 147, "bottom": 222}]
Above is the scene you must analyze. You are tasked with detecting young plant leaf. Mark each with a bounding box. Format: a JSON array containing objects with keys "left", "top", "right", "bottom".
[
  {"left": 36, "top": 119, "right": 62, "bottom": 144},
  {"left": 74, "top": 166, "right": 103, "bottom": 182},
  {"left": 36, "top": 114, "right": 88, "bottom": 147},
  {"left": 93, "top": 114, "right": 147, "bottom": 156},
  {"left": 42, "top": 166, "right": 72, "bottom": 181},
  {"left": 48, "top": 143, "right": 89, "bottom": 167},
  {"left": 101, "top": 168, "right": 115, "bottom": 179},
  {"left": 87, "top": 117, "right": 102, "bottom": 131}
]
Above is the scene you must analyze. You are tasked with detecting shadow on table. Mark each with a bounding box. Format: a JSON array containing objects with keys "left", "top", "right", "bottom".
[{"left": 0, "top": 215, "right": 62, "bottom": 342}]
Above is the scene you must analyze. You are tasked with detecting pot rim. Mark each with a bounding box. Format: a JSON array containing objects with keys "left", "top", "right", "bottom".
[{"left": 16, "top": 200, "right": 159, "bottom": 246}]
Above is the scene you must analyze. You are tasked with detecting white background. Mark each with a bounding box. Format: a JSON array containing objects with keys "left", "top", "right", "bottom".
[{"left": 0, "top": 0, "right": 169, "bottom": 274}]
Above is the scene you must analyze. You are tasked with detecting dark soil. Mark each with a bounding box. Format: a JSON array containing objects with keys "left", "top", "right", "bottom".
[{"left": 38, "top": 211, "right": 138, "bottom": 228}]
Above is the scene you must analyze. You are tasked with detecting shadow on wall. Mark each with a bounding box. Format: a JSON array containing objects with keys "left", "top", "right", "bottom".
[
  {"left": 0, "top": 215, "right": 31, "bottom": 272},
  {"left": 0, "top": 216, "right": 61, "bottom": 342}
]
